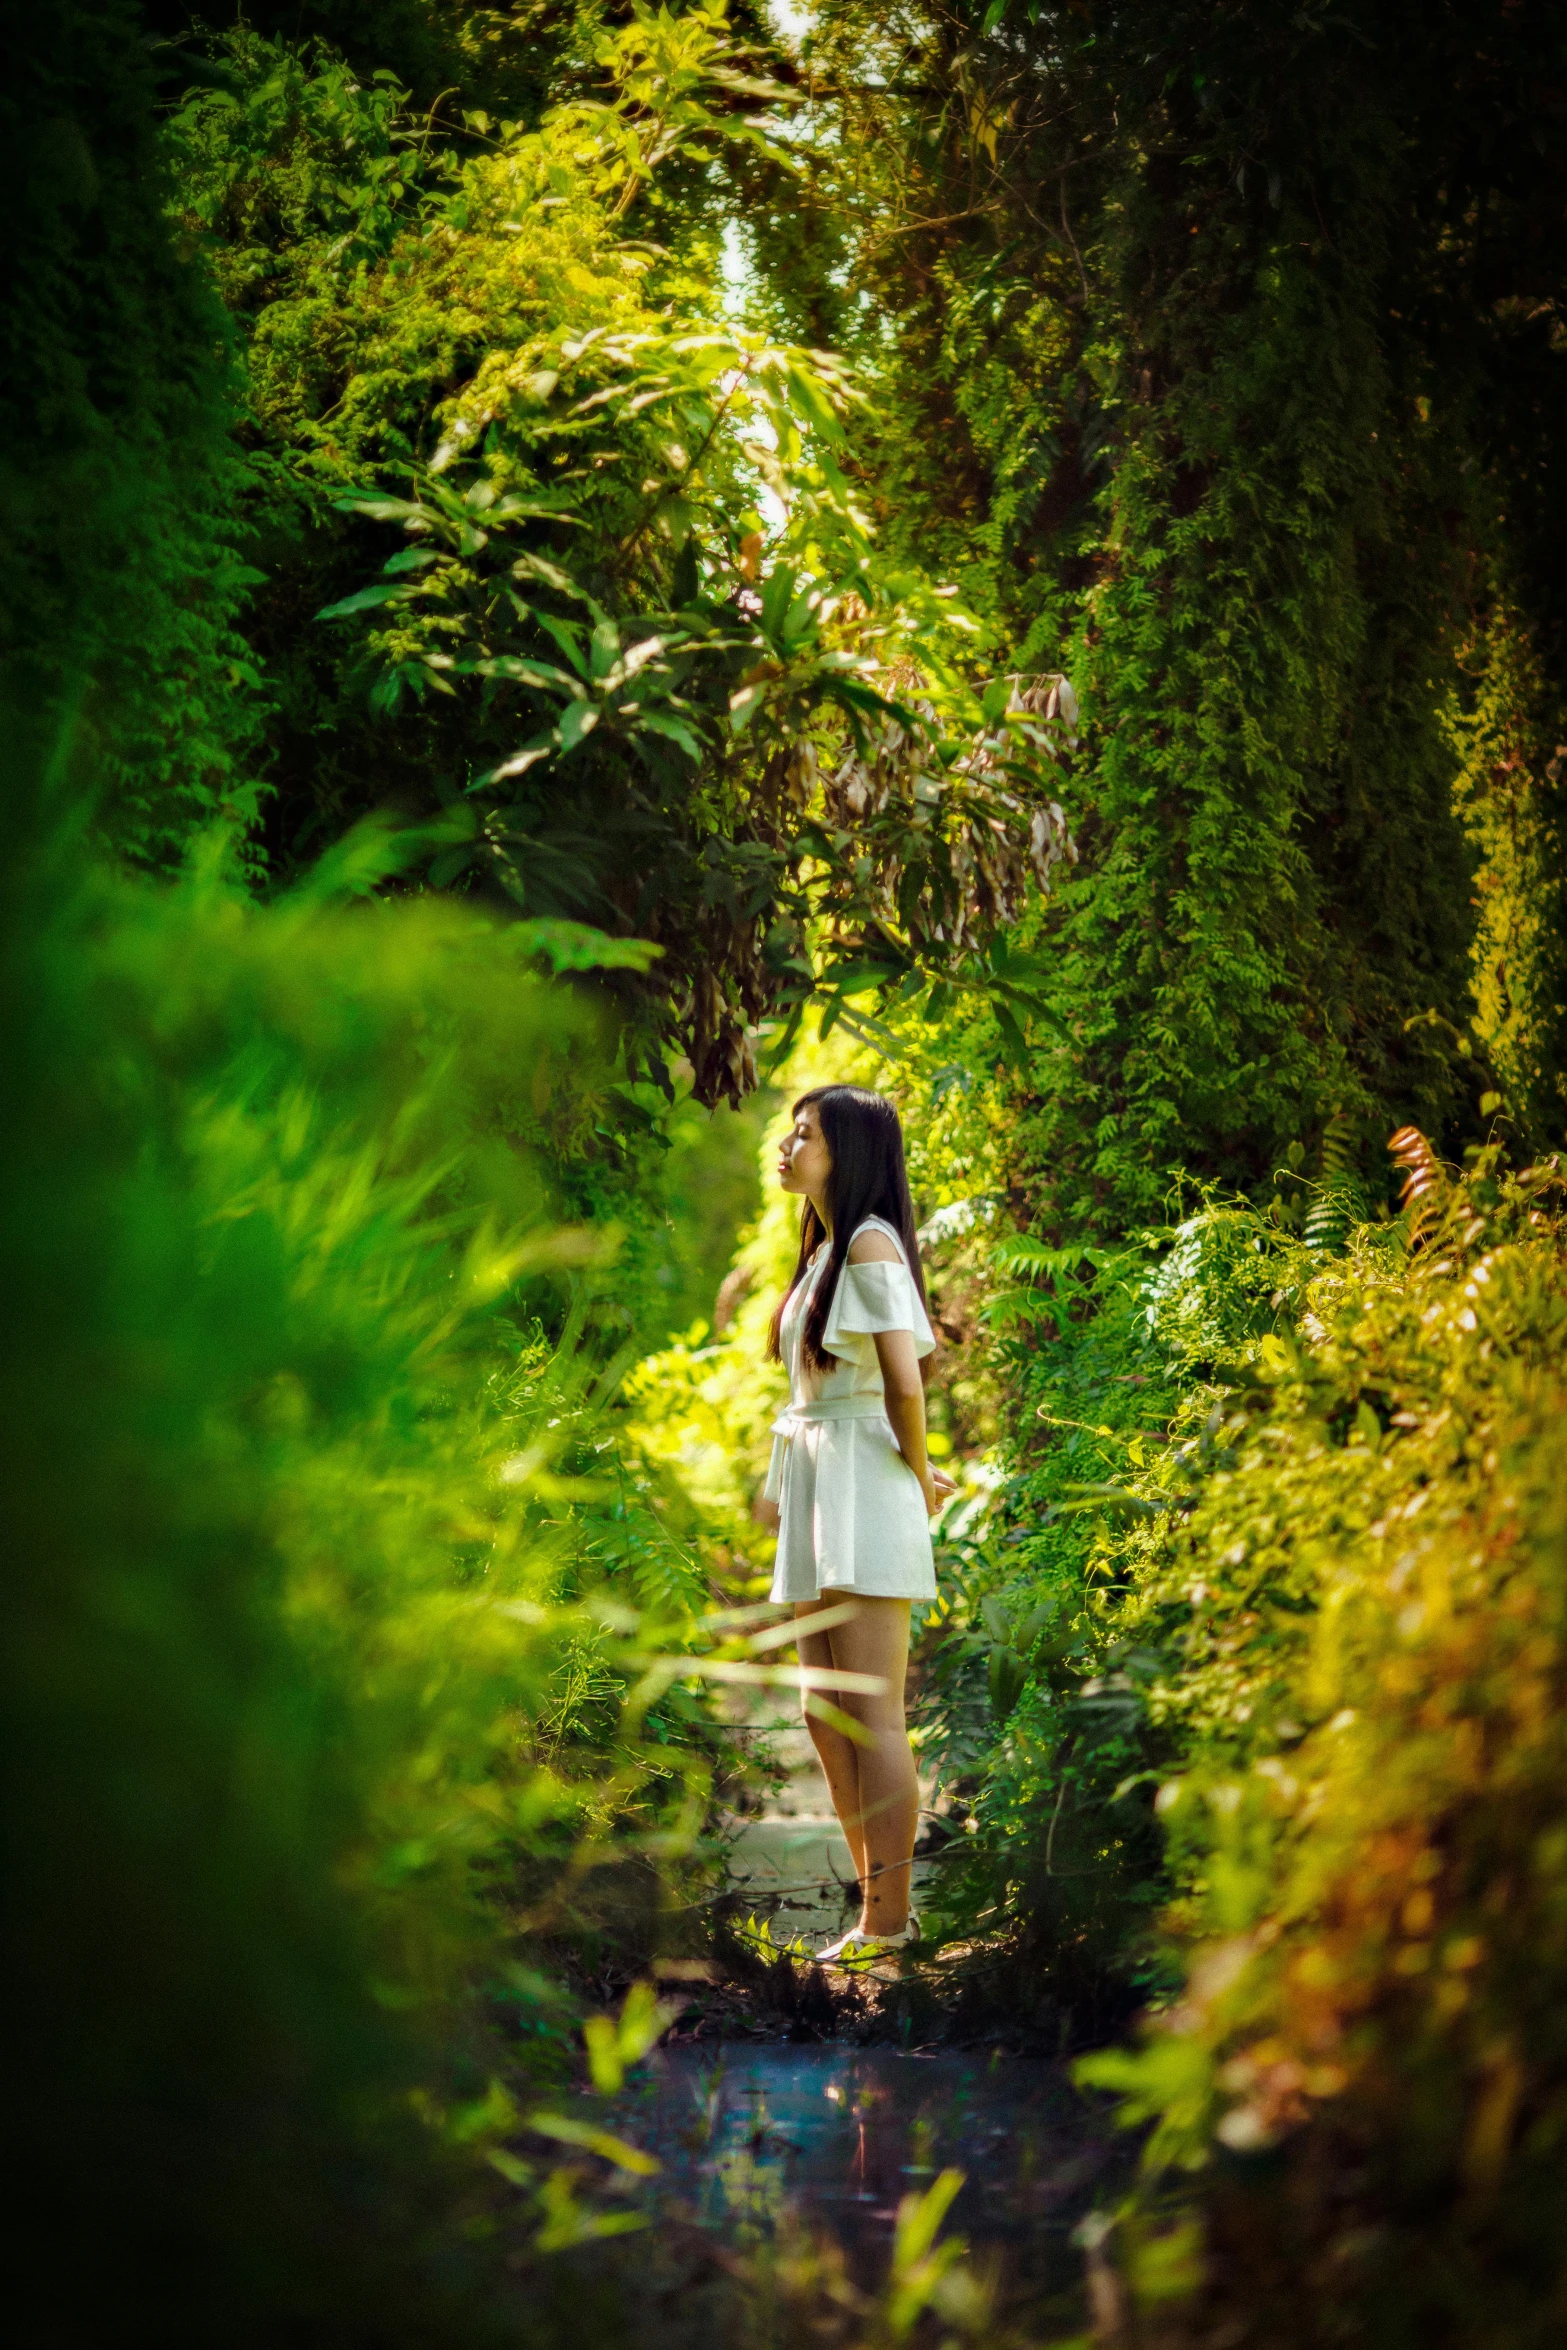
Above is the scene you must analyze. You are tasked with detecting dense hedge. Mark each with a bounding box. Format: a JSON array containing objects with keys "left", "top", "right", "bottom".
[{"left": 1072, "top": 1153, "right": 1567, "bottom": 2344}]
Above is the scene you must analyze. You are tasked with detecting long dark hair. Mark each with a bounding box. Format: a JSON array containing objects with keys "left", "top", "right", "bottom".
[{"left": 767, "top": 1086, "right": 931, "bottom": 1377}]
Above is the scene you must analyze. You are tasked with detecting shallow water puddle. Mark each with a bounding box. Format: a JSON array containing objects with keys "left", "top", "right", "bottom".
[{"left": 599, "top": 2040, "right": 1119, "bottom": 2295}]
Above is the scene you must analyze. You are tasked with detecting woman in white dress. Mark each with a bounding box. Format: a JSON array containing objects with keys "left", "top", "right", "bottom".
[{"left": 753, "top": 1085, "right": 954, "bottom": 1961}]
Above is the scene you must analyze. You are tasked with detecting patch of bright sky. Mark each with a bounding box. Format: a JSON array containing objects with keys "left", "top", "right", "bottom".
[
  {"left": 719, "top": 0, "right": 813, "bottom": 327},
  {"left": 766, "top": 1, "right": 813, "bottom": 51},
  {"left": 718, "top": 5, "right": 818, "bottom": 529}
]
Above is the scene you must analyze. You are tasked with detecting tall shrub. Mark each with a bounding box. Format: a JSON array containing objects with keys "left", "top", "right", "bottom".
[
  {"left": 1, "top": 744, "right": 710, "bottom": 2342},
  {"left": 1079, "top": 1155, "right": 1567, "bottom": 2346}
]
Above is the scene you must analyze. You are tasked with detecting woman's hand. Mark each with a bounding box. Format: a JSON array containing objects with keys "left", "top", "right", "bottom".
[
  {"left": 920, "top": 1466, "right": 958, "bottom": 1518},
  {"left": 751, "top": 1492, "right": 780, "bottom": 1534}
]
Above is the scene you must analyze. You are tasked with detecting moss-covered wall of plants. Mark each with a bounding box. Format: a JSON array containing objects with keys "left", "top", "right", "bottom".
[{"left": 791, "top": 0, "right": 1567, "bottom": 1210}]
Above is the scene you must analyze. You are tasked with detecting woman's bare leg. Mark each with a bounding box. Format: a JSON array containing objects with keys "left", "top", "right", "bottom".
[
  {"left": 794, "top": 1603, "right": 868, "bottom": 1892},
  {"left": 794, "top": 1596, "right": 918, "bottom": 1936},
  {"left": 830, "top": 1597, "right": 918, "bottom": 1934}
]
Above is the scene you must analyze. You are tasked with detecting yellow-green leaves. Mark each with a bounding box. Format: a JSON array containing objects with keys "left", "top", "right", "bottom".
[
  {"left": 522, "top": 2112, "right": 660, "bottom": 2176},
  {"left": 581, "top": 1981, "right": 677, "bottom": 2094}
]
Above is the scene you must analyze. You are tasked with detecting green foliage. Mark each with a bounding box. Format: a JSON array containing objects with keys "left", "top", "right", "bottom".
[
  {"left": 149, "top": 1, "right": 598, "bottom": 120},
  {"left": 892, "top": 1095, "right": 1567, "bottom": 2319},
  {"left": 1, "top": 0, "right": 265, "bottom": 870},
  {"left": 1447, "top": 588, "right": 1567, "bottom": 1147},
  {"left": 164, "top": 8, "right": 1076, "bottom": 1098},
  {"left": 907, "top": 1229, "right": 1181, "bottom": 2030},
  {"left": 1075, "top": 1154, "right": 1567, "bottom": 2345},
  {"left": 787, "top": 0, "right": 1567, "bottom": 1216},
  {"left": 17, "top": 0, "right": 1567, "bottom": 2331},
  {"left": 0, "top": 737, "right": 745, "bottom": 2337},
  {"left": 721, "top": 31, "right": 1567, "bottom": 2249}
]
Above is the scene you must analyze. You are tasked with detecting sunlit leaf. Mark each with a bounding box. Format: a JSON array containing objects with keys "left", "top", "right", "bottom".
[
  {"left": 316, "top": 582, "right": 409, "bottom": 620},
  {"left": 557, "top": 698, "right": 600, "bottom": 753},
  {"left": 523, "top": 2113, "right": 660, "bottom": 2175}
]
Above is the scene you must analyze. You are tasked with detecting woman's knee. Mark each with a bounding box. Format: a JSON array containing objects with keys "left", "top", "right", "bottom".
[
  {"left": 800, "top": 1684, "right": 829, "bottom": 1733},
  {"left": 804, "top": 1684, "right": 871, "bottom": 1742}
]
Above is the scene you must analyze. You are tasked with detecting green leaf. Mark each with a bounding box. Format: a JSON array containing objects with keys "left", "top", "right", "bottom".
[
  {"left": 477, "top": 740, "right": 555, "bottom": 786},
  {"left": 512, "top": 921, "right": 661, "bottom": 974},
  {"left": 477, "top": 655, "right": 578, "bottom": 692},
  {"left": 486, "top": 2148, "right": 533, "bottom": 2190},
  {"left": 785, "top": 364, "right": 845, "bottom": 447},
  {"left": 633, "top": 709, "right": 703, "bottom": 761},
  {"left": 523, "top": 2112, "right": 660, "bottom": 2176},
  {"left": 671, "top": 535, "right": 701, "bottom": 605},
  {"left": 781, "top": 589, "right": 819, "bottom": 648},
  {"left": 333, "top": 492, "right": 424, "bottom": 524},
  {"left": 1051, "top": 1485, "right": 1172, "bottom": 1521},
  {"left": 535, "top": 613, "right": 590, "bottom": 676},
  {"left": 989, "top": 1645, "right": 1029, "bottom": 1722},
  {"left": 557, "top": 698, "right": 600, "bottom": 754},
  {"left": 427, "top": 844, "right": 475, "bottom": 889},
  {"left": 821, "top": 958, "right": 900, "bottom": 999},
  {"left": 826, "top": 676, "right": 911, "bottom": 723},
  {"left": 512, "top": 553, "right": 587, "bottom": 599},
  {"left": 764, "top": 1000, "right": 807, "bottom": 1069},
  {"left": 993, "top": 1000, "right": 1031, "bottom": 1068},
  {"left": 590, "top": 619, "right": 620, "bottom": 680},
  {"left": 729, "top": 680, "right": 769, "bottom": 733},
  {"left": 316, "top": 582, "right": 409, "bottom": 620},
  {"left": 760, "top": 563, "right": 796, "bottom": 640},
  {"left": 600, "top": 635, "right": 669, "bottom": 693}
]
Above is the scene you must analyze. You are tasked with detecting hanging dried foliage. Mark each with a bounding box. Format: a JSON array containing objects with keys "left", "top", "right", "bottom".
[{"left": 815, "top": 670, "right": 1078, "bottom": 953}]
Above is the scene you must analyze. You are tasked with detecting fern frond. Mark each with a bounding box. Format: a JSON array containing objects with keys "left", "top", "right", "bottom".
[
  {"left": 1304, "top": 1114, "right": 1366, "bottom": 1254},
  {"left": 1304, "top": 1184, "right": 1358, "bottom": 1255},
  {"left": 1388, "top": 1124, "right": 1449, "bottom": 1245},
  {"left": 1320, "top": 1109, "right": 1357, "bottom": 1182}
]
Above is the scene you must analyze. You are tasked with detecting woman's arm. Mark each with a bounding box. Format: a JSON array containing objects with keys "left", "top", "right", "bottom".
[
  {"left": 847, "top": 1227, "right": 953, "bottom": 1517},
  {"left": 874, "top": 1325, "right": 944, "bottom": 1513}
]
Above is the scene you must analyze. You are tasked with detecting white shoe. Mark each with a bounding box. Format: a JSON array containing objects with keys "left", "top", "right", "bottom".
[{"left": 816, "top": 1913, "right": 920, "bottom": 1964}]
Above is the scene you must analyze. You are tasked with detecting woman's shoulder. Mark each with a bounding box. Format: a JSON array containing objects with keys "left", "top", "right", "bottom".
[
  {"left": 845, "top": 1215, "right": 906, "bottom": 1266},
  {"left": 824, "top": 1216, "right": 935, "bottom": 1356}
]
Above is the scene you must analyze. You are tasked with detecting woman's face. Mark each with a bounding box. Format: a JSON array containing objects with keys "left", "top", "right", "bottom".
[{"left": 778, "top": 1101, "right": 832, "bottom": 1206}]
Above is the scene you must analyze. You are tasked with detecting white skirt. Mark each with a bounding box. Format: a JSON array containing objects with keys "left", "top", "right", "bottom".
[{"left": 766, "top": 1395, "right": 937, "bottom": 1605}]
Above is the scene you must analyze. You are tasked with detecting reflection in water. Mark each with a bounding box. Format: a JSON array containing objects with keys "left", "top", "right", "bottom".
[{"left": 593, "top": 2040, "right": 1120, "bottom": 2296}]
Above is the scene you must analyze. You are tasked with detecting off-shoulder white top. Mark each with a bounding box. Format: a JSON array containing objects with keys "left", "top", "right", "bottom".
[{"left": 765, "top": 1214, "right": 938, "bottom": 1603}]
